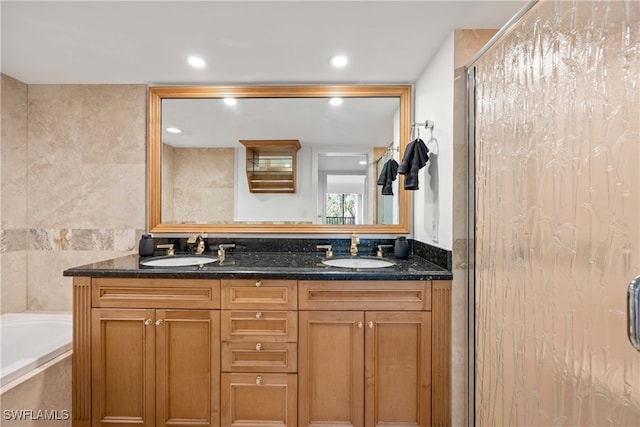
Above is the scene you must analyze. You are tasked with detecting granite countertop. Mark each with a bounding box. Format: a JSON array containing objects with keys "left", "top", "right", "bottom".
[{"left": 63, "top": 251, "right": 452, "bottom": 281}]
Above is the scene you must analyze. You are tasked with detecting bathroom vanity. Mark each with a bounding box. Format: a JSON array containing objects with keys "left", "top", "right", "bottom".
[{"left": 65, "top": 251, "right": 452, "bottom": 427}]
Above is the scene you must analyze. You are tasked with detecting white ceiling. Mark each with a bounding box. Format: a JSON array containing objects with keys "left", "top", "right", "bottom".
[{"left": 1, "top": 0, "right": 528, "bottom": 85}]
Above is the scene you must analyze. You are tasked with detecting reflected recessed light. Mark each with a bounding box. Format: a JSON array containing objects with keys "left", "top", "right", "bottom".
[
  {"left": 329, "top": 97, "right": 343, "bottom": 106},
  {"left": 330, "top": 54, "right": 348, "bottom": 68},
  {"left": 188, "top": 56, "right": 206, "bottom": 68},
  {"left": 166, "top": 127, "right": 182, "bottom": 134},
  {"left": 359, "top": 160, "right": 367, "bottom": 165},
  {"left": 223, "top": 98, "right": 237, "bottom": 105}
]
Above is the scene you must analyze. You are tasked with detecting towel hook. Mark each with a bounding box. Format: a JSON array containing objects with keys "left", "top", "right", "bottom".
[{"left": 411, "top": 120, "right": 434, "bottom": 141}]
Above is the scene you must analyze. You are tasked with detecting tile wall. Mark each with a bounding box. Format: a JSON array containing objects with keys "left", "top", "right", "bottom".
[{"left": 1, "top": 75, "right": 147, "bottom": 312}]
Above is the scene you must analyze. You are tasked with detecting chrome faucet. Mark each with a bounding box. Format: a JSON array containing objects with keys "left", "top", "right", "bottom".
[{"left": 350, "top": 233, "right": 360, "bottom": 256}]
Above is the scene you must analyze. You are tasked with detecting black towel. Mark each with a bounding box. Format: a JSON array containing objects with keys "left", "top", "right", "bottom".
[
  {"left": 377, "top": 159, "right": 399, "bottom": 195},
  {"left": 398, "top": 138, "right": 429, "bottom": 190}
]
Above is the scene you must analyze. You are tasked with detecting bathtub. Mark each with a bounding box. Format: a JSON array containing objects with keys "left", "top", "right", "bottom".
[{"left": 0, "top": 312, "right": 72, "bottom": 388}]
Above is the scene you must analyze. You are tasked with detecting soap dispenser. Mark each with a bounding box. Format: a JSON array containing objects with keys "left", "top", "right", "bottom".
[
  {"left": 138, "top": 234, "right": 155, "bottom": 257},
  {"left": 394, "top": 236, "right": 410, "bottom": 259}
]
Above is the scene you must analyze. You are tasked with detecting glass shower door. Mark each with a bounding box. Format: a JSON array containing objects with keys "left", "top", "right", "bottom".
[{"left": 470, "top": 0, "right": 640, "bottom": 425}]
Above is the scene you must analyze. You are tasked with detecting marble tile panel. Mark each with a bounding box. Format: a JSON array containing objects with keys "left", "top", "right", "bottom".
[
  {"left": 26, "top": 97, "right": 83, "bottom": 167},
  {"left": 0, "top": 355, "right": 71, "bottom": 427},
  {"left": 1, "top": 229, "right": 28, "bottom": 252},
  {"left": 79, "top": 85, "right": 146, "bottom": 165},
  {"left": 1, "top": 74, "right": 28, "bottom": 230},
  {"left": 28, "top": 163, "right": 145, "bottom": 229},
  {"left": 0, "top": 251, "right": 27, "bottom": 314},
  {"left": 28, "top": 229, "right": 71, "bottom": 251},
  {"left": 454, "top": 29, "right": 498, "bottom": 68},
  {"left": 27, "top": 250, "right": 133, "bottom": 311}
]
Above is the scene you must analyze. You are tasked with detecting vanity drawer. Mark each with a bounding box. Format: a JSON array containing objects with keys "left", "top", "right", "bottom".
[
  {"left": 91, "top": 278, "right": 220, "bottom": 309},
  {"left": 221, "top": 373, "right": 297, "bottom": 427},
  {"left": 222, "top": 342, "right": 297, "bottom": 373},
  {"left": 221, "top": 310, "right": 297, "bottom": 342},
  {"left": 299, "top": 280, "right": 431, "bottom": 311},
  {"left": 221, "top": 279, "right": 297, "bottom": 310}
]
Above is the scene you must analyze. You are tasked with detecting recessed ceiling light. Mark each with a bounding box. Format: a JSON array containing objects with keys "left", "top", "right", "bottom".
[
  {"left": 188, "top": 56, "right": 206, "bottom": 68},
  {"left": 359, "top": 160, "right": 367, "bottom": 165},
  {"left": 329, "top": 97, "right": 343, "bottom": 106},
  {"left": 166, "top": 127, "right": 182, "bottom": 134},
  {"left": 330, "top": 54, "right": 348, "bottom": 68},
  {"left": 223, "top": 98, "right": 237, "bottom": 105}
]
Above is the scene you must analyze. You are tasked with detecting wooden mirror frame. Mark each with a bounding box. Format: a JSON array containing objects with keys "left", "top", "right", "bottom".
[{"left": 148, "top": 85, "right": 412, "bottom": 234}]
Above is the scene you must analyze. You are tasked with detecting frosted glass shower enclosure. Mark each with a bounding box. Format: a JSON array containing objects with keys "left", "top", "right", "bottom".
[{"left": 468, "top": 0, "right": 639, "bottom": 425}]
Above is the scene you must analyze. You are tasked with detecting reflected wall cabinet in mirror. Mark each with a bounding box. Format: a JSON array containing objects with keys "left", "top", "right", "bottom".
[{"left": 148, "top": 85, "right": 411, "bottom": 234}]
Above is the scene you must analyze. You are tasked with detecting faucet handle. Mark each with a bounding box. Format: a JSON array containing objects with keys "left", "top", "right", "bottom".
[
  {"left": 317, "top": 244, "right": 333, "bottom": 258},
  {"left": 156, "top": 243, "right": 175, "bottom": 256},
  {"left": 217, "top": 243, "right": 236, "bottom": 262},
  {"left": 376, "top": 244, "right": 393, "bottom": 257}
]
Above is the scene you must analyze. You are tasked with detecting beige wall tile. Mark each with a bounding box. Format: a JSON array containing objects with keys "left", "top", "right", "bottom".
[
  {"left": 1, "top": 251, "right": 27, "bottom": 313},
  {"left": 170, "top": 147, "right": 235, "bottom": 223},
  {"left": 1, "top": 74, "right": 29, "bottom": 314},
  {"left": 2, "top": 74, "right": 28, "bottom": 230},
  {"left": 454, "top": 29, "right": 497, "bottom": 69},
  {"left": 27, "top": 85, "right": 146, "bottom": 230},
  {"left": 0, "top": 355, "right": 71, "bottom": 427},
  {"left": 27, "top": 250, "right": 133, "bottom": 311}
]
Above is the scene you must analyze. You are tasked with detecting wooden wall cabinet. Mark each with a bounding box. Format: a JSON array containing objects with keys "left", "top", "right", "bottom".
[{"left": 239, "top": 140, "right": 301, "bottom": 193}]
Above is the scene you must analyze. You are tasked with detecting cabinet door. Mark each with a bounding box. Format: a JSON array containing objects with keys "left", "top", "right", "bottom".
[
  {"left": 91, "top": 308, "right": 156, "bottom": 427},
  {"left": 364, "top": 312, "right": 432, "bottom": 427},
  {"left": 221, "top": 373, "right": 297, "bottom": 427},
  {"left": 298, "top": 311, "right": 364, "bottom": 427},
  {"left": 155, "top": 310, "right": 220, "bottom": 427}
]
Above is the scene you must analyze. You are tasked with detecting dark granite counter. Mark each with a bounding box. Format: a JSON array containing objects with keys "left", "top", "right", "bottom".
[{"left": 63, "top": 251, "right": 452, "bottom": 281}]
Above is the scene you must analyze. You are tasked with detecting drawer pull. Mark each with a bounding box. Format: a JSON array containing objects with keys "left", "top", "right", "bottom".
[
  {"left": 368, "top": 321, "right": 374, "bottom": 329},
  {"left": 357, "top": 321, "right": 363, "bottom": 328},
  {"left": 155, "top": 319, "right": 164, "bottom": 326},
  {"left": 255, "top": 343, "right": 262, "bottom": 351},
  {"left": 144, "top": 319, "right": 152, "bottom": 326},
  {"left": 256, "top": 311, "right": 262, "bottom": 319},
  {"left": 256, "top": 376, "right": 262, "bottom": 385},
  {"left": 256, "top": 280, "right": 262, "bottom": 287}
]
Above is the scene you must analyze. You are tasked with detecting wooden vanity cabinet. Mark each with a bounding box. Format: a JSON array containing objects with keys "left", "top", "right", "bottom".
[
  {"left": 220, "top": 279, "right": 298, "bottom": 427},
  {"left": 75, "top": 278, "right": 221, "bottom": 427},
  {"left": 298, "top": 280, "right": 445, "bottom": 427},
  {"left": 73, "top": 276, "right": 451, "bottom": 427}
]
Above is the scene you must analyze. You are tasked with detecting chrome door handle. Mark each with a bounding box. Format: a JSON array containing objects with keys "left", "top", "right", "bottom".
[{"left": 628, "top": 275, "right": 640, "bottom": 351}]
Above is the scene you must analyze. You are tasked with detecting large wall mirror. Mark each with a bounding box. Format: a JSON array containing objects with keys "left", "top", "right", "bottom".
[{"left": 148, "top": 85, "right": 411, "bottom": 234}]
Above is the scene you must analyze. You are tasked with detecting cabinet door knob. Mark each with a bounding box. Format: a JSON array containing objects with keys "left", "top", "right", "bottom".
[
  {"left": 255, "top": 343, "right": 262, "bottom": 351},
  {"left": 368, "top": 321, "right": 374, "bottom": 329},
  {"left": 255, "top": 376, "right": 262, "bottom": 385},
  {"left": 255, "top": 280, "right": 262, "bottom": 287},
  {"left": 144, "top": 319, "right": 152, "bottom": 326},
  {"left": 357, "top": 321, "right": 363, "bottom": 328},
  {"left": 256, "top": 311, "right": 262, "bottom": 319},
  {"left": 155, "top": 319, "right": 164, "bottom": 326}
]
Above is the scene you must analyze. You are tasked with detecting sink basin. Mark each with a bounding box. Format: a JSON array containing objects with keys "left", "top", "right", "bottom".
[
  {"left": 139, "top": 255, "right": 218, "bottom": 267},
  {"left": 321, "top": 257, "right": 395, "bottom": 269}
]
